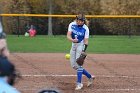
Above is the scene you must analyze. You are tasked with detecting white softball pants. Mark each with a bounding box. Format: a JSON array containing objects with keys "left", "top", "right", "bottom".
[{"left": 70, "top": 42, "right": 84, "bottom": 70}]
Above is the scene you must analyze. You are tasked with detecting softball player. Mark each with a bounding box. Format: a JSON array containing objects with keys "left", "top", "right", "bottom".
[
  {"left": 0, "top": 19, "right": 20, "bottom": 93},
  {"left": 67, "top": 14, "right": 95, "bottom": 90}
]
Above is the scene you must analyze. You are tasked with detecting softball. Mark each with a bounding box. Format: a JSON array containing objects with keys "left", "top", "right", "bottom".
[
  {"left": 65, "top": 54, "right": 70, "bottom": 59},
  {"left": 25, "top": 32, "right": 29, "bottom": 37}
]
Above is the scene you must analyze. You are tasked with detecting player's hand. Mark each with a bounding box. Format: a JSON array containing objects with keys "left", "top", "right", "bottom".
[{"left": 72, "top": 38, "right": 78, "bottom": 43}]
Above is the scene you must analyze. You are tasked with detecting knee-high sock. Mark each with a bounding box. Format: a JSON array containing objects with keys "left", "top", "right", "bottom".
[
  {"left": 83, "top": 69, "right": 92, "bottom": 79},
  {"left": 77, "top": 67, "right": 83, "bottom": 83}
]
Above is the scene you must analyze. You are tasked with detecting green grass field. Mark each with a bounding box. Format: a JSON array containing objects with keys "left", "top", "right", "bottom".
[{"left": 7, "top": 35, "right": 140, "bottom": 54}]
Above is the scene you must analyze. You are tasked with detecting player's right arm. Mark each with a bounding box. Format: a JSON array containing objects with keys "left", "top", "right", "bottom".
[
  {"left": 67, "top": 31, "right": 78, "bottom": 43},
  {"left": 67, "top": 23, "right": 78, "bottom": 43}
]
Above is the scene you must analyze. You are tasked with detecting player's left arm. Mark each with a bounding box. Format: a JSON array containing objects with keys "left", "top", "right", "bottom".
[
  {"left": 67, "top": 23, "right": 78, "bottom": 43},
  {"left": 82, "top": 26, "right": 89, "bottom": 52}
]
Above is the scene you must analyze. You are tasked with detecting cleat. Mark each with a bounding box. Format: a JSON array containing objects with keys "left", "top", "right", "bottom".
[
  {"left": 75, "top": 83, "right": 83, "bottom": 90},
  {"left": 87, "top": 76, "right": 95, "bottom": 87}
]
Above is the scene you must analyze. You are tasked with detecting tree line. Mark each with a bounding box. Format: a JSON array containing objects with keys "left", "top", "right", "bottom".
[{"left": 0, "top": 0, "right": 140, "bottom": 35}]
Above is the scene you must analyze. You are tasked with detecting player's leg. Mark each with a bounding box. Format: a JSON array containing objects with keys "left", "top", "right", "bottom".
[
  {"left": 83, "top": 68, "right": 95, "bottom": 87},
  {"left": 83, "top": 69, "right": 92, "bottom": 79},
  {"left": 77, "top": 43, "right": 95, "bottom": 87},
  {"left": 70, "top": 43, "right": 79, "bottom": 70},
  {"left": 75, "top": 43, "right": 84, "bottom": 90},
  {"left": 75, "top": 66, "right": 83, "bottom": 90},
  {"left": 70, "top": 43, "right": 83, "bottom": 90}
]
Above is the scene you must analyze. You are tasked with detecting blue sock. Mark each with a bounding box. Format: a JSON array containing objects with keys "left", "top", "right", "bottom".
[
  {"left": 83, "top": 69, "right": 92, "bottom": 79},
  {"left": 77, "top": 67, "right": 83, "bottom": 83}
]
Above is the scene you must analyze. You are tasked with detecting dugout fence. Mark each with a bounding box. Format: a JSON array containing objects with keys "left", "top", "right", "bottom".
[{"left": 0, "top": 14, "right": 140, "bottom": 36}]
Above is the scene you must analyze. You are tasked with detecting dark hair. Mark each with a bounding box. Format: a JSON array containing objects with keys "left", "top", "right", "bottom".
[
  {"left": 0, "top": 57, "right": 14, "bottom": 76},
  {"left": 76, "top": 14, "right": 86, "bottom": 21},
  {"left": 0, "top": 57, "right": 21, "bottom": 85}
]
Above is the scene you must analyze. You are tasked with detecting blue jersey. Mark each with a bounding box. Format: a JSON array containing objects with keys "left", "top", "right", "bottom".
[
  {"left": 0, "top": 77, "right": 20, "bottom": 93},
  {"left": 68, "top": 21, "right": 89, "bottom": 43}
]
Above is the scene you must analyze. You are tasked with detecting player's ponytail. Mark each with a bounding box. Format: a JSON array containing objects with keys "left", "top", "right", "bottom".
[{"left": 85, "top": 19, "right": 89, "bottom": 27}]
